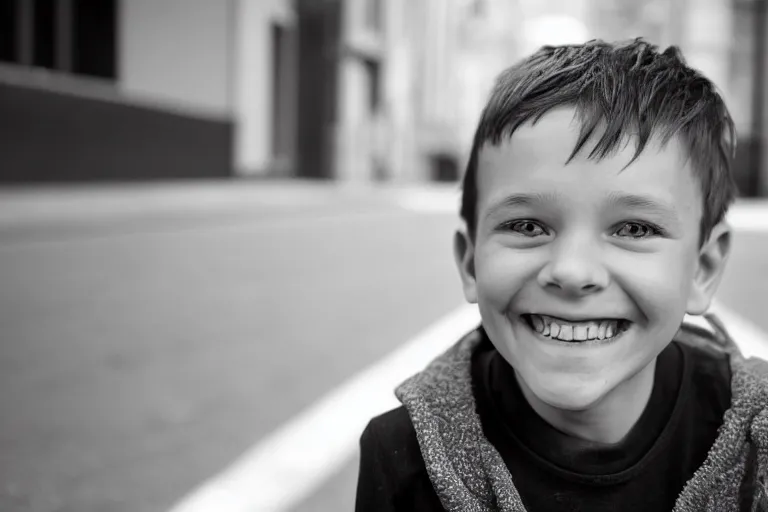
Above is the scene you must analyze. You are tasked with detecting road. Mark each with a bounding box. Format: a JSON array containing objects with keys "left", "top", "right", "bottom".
[{"left": 0, "top": 181, "right": 767, "bottom": 512}]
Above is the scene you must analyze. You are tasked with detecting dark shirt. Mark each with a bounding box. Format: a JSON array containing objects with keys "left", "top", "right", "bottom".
[{"left": 355, "top": 332, "right": 732, "bottom": 511}]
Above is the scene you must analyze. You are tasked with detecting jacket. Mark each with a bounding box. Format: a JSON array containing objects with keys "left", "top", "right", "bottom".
[{"left": 394, "top": 314, "right": 768, "bottom": 511}]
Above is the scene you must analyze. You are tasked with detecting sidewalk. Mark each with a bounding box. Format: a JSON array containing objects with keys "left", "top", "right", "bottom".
[
  {"left": 0, "top": 179, "right": 342, "bottom": 226},
  {"left": 3, "top": 178, "right": 766, "bottom": 231},
  {"left": 0, "top": 179, "right": 462, "bottom": 228}
]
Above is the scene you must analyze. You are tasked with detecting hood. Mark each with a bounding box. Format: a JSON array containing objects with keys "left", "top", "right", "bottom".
[{"left": 395, "top": 313, "right": 768, "bottom": 512}]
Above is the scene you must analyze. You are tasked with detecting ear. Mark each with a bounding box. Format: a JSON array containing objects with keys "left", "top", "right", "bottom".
[
  {"left": 453, "top": 228, "right": 478, "bottom": 304},
  {"left": 686, "top": 221, "right": 732, "bottom": 315}
]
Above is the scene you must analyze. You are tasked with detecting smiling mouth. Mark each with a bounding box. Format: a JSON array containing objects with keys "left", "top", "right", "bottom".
[{"left": 521, "top": 314, "right": 632, "bottom": 343}]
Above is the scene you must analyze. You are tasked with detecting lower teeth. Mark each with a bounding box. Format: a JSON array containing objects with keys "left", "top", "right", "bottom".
[{"left": 550, "top": 333, "right": 609, "bottom": 342}]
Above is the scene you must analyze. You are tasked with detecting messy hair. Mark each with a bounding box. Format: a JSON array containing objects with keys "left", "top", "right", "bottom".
[{"left": 460, "top": 38, "right": 737, "bottom": 245}]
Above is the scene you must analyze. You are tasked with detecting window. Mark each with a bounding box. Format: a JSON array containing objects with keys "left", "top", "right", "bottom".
[
  {"left": 72, "top": 0, "right": 117, "bottom": 79},
  {"left": 34, "top": 0, "right": 55, "bottom": 69},
  {"left": 0, "top": 1, "right": 18, "bottom": 64},
  {"left": 363, "top": 58, "right": 381, "bottom": 113},
  {"left": 0, "top": 0, "right": 116, "bottom": 80}
]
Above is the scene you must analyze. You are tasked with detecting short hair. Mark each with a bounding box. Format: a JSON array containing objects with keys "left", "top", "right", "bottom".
[{"left": 460, "top": 38, "right": 737, "bottom": 245}]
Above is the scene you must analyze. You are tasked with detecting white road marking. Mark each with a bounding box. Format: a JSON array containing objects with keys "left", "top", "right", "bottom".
[
  {"left": 168, "top": 296, "right": 768, "bottom": 512},
  {"left": 166, "top": 304, "right": 482, "bottom": 512}
]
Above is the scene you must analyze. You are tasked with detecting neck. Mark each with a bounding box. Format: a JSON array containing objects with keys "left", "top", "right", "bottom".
[{"left": 516, "top": 360, "right": 657, "bottom": 444}]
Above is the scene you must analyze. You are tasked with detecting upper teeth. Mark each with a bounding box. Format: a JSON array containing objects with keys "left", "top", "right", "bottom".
[{"left": 528, "top": 314, "right": 622, "bottom": 341}]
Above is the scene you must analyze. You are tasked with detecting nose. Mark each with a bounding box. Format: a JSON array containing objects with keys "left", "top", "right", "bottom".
[{"left": 537, "top": 235, "right": 609, "bottom": 297}]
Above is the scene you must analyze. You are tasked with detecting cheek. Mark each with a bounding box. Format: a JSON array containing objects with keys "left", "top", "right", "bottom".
[
  {"left": 475, "top": 246, "right": 539, "bottom": 305},
  {"left": 612, "top": 245, "right": 698, "bottom": 324}
]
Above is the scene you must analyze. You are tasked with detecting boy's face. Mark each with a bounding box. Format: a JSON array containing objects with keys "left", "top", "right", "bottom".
[{"left": 455, "top": 107, "right": 731, "bottom": 411}]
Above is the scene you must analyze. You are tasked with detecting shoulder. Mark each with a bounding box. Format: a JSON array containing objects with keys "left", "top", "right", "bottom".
[
  {"left": 677, "top": 340, "right": 732, "bottom": 417},
  {"left": 679, "top": 325, "right": 768, "bottom": 421},
  {"left": 358, "top": 407, "right": 443, "bottom": 509},
  {"left": 361, "top": 406, "right": 424, "bottom": 470},
  {"left": 679, "top": 337, "right": 731, "bottom": 379}
]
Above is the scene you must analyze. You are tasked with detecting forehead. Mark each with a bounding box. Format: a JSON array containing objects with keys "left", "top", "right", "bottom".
[{"left": 476, "top": 108, "right": 702, "bottom": 219}]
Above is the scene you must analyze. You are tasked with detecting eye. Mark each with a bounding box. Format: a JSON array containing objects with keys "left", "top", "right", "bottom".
[
  {"left": 614, "top": 221, "right": 663, "bottom": 239},
  {"left": 501, "top": 220, "right": 550, "bottom": 237}
]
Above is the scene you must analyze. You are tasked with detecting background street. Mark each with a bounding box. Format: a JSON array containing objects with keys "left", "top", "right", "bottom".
[
  {"left": 0, "top": 182, "right": 466, "bottom": 512},
  {"left": 1, "top": 181, "right": 767, "bottom": 512},
  {"left": 2, "top": 0, "right": 767, "bottom": 510}
]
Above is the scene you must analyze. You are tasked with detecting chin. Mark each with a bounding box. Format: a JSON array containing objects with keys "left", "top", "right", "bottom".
[{"left": 523, "top": 372, "right": 612, "bottom": 412}]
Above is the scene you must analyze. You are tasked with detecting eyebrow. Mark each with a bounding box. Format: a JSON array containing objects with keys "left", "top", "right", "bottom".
[
  {"left": 484, "top": 192, "right": 562, "bottom": 220},
  {"left": 604, "top": 192, "right": 680, "bottom": 222},
  {"left": 484, "top": 191, "right": 680, "bottom": 223}
]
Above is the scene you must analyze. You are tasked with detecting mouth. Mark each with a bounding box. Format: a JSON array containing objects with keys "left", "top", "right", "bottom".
[{"left": 520, "top": 313, "right": 632, "bottom": 344}]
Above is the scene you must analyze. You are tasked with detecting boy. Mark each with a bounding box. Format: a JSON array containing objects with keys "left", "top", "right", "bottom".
[{"left": 356, "top": 39, "right": 768, "bottom": 511}]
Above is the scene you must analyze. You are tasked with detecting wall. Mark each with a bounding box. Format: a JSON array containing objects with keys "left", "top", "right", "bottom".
[
  {"left": 119, "top": 0, "right": 234, "bottom": 118},
  {"left": 0, "top": 81, "right": 232, "bottom": 182},
  {"left": 0, "top": 0, "right": 235, "bottom": 183}
]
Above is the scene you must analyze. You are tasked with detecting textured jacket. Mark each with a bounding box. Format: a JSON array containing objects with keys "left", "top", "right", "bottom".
[{"left": 394, "top": 314, "right": 768, "bottom": 511}]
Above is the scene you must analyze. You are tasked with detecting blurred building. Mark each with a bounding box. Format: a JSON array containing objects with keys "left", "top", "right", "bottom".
[
  {"left": 0, "top": 0, "right": 486, "bottom": 184},
  {"left": 587, "top": 0, "right": 768, "bottom": 197},
  {"left": 0, "top": 0, "right": 766, "bottom": 194},
  {"left": 0, "top": 0, "right": 294, "bottom": 182},
  {"left": 730, "top": 0, "right": 768, "bottom": 196}
]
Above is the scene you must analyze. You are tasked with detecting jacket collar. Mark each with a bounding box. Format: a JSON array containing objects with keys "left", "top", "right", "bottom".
[{"left": 395, "top": 314, "right": 768, "bottom": 511}]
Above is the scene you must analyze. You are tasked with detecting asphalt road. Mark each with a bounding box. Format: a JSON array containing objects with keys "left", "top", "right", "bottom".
[
  {"left": 0, "top": 182, "right": 465, "bottom": 512},
  {"left": 1, "top": 182, "right": 767, "bottom": 512}
]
